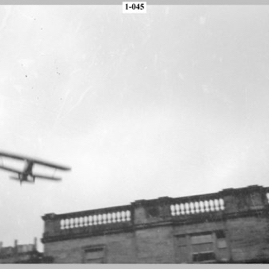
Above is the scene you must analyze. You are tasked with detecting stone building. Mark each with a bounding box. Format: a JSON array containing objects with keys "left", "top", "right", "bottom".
[
  {"left": 41, "top": 185, "right": 269, "bottom": 263},
  {"left": 0, "top": 238, "right": 47, "bottom": 263}
]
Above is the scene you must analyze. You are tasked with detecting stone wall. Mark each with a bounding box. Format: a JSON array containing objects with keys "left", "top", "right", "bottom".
[{"left": 41, "top": 185, "right": 269, "bottom": 263}]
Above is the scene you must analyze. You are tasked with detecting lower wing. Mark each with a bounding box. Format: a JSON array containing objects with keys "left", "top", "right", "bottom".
[
  {"left": 33, "top": 173, "right": 62, "bottom": 181},
  {"left": 0, "top": 165, "right": 21, "bottom": 174}
]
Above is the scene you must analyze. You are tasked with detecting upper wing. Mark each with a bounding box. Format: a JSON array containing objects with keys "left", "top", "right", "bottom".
[
  {"left": 0, "top": 151, "right": 71, "bottom": 171},
  {"left": 0, "top": 151, "right": 27, "bottom": 161},
  {"left": 31, "top": 160, "right": 71, "bottom": 171},
  {"left": 33, "top": 173, "right": 62, "bottom": 181},
  {"left": 0, "top": 165, "right": 21, "bottom": 174}
]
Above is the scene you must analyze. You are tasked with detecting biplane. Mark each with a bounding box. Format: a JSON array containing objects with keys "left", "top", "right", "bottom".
[{"left": 0, "top": 151, "right": 71, "bottom": 185}]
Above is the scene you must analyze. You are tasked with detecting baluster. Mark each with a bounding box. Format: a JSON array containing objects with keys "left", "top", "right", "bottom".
[
  {"left": 70, "top": 218, "right": 74, "bottom": 228},
  {"left": 75, "top": 217, "right": 79, "bottom": 227},
  {"left": 172, "top": 204, "right": 177, "bottom": 215},
  {"left": 119, "top": 211, "right": 123, "bottom": 221},
  {"left": 188, "top": 202, "right": 192, "bottom": 214},
  {"left": 112, "top": 212, "right": 116, "bottom": 223},
  {"left": 103, "top": 214, "right": 107, "bottom": 224},
  {"left": 190, "top": 202, "right": 195, "bottom": 214},
  {"left": 97, "top": 214, "right": 101, "bottom": 225},
  {"left": 80, "top": 216, "right": 84, "bottom": 227},
  {"left": 117, "top": 212, "right": 121, "bottom": 222},
  {"left": 67, "top": 219, "right": 71, "bottom": 229},
  {"left": 95, "top": 215, "right": 99, "bottom": 225},
  {"left": 93, "top": 215, "right": 97, "bottom": 225},
  {"left": 219, "top": 199, "right": 225, "bottom": 210},
  {"left": 96, "top": 215, "right": 99, "bottom": 225},
  {"left": 199, "top": 201, "right": 204, "bottom": 212},
  {"left": 121, "top": 211, "right": 126, "bottom": 221},
  {"left": 60, "top": 219, "right": 64, "bottom": 230},
  {"left": 70, "top": 218, "right": 74, "bottom": 229},
  {"left": 126, "top": 211, "right": 130, "bottom": 221},
  {"left": 194, "top": 201, "right": 200, "bottom": 213},
  {"left": 209, "top": 200, "right": 214, "bottom": 211},
  {"left": 88, "top": 216, "right": 93, "bottom": 226},
  {"left": 97, "top": 214, "right": 102, "bottom": 225},
  {"left": 174, "top": 204, "right": 179, "bottom": 215},
  {"left": 180, "top": 203, "right": 185, "bottom": 215},
  {"left": 185, "top": 203, "right": 189, "bottom": 214},
  {"left": 266, "top": 193, "right": 269, "bottom": 203},
  {"left": 214, "top": 199, "right": 220, "bottom": 211},
  {"left": 126, "top": 211, "right": 131, "bottom": 221},
  {"left": 204, "top": 200, "right": 209, "bottom": 212},
  {"left": 193, "top": 202, "right": 197, "bottom": 213},
  {"left": 84, "top": 216, "right": 88, "bottom": 226},
  {"left": 116, "top": 212, "right": 119, "bottom": 222}
]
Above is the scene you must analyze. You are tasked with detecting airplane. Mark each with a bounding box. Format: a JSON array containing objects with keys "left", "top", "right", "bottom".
[{"left": 0, "top": 151, "right": 71, "bottom": 185}]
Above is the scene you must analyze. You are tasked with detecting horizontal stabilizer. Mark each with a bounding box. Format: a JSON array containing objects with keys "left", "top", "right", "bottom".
[{"left": 9, "top": 176, "right": 34, "bottom": 183}]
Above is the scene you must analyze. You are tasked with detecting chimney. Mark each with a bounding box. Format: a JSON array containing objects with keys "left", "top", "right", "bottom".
[{"left": 34, "top": 237, "right": 37, "bottom": 251}]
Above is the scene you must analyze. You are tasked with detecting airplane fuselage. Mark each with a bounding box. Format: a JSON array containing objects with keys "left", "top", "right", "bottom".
[
  {"left": 18, "top": 161, "right": 35, "bottom": 183},
  {"left": 23, "top": 160, "right": 34, "bottom": 174}
]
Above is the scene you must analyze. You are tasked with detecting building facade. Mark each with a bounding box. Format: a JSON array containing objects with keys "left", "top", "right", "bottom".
[
  {"left": 0, "top": 238, "right": 48, "bottom": 263},
  {"left": 41, "top": 185, "right": 269, "bottom": 263}
]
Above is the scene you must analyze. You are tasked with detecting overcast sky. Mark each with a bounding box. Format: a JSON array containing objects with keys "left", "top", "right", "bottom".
[{"left": 1, "top": 5, "right": 269, "bottom": 250}]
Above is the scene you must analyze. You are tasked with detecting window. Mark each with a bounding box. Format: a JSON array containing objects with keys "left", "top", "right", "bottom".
[
  {"left": 174, "top": 230, "right": 229, "bottom": 263},
  {"left": 190, "top": 233, "right": 215, "bottom": 263},
  {"left": 82, "top": 246, "right": 105, "bottom": 264},
  {"left": 193, "top": 252, "right": 216, "bottom": 262},
  {"left": 175, "top": 236, "right": 188, "bottom": 263}
]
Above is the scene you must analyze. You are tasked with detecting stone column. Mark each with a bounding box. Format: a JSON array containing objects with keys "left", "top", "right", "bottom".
[{"left": 42, "top": 213, "right": 61, "bottom": 237}]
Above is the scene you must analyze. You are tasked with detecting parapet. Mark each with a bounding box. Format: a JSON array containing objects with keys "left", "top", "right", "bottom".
[{"left": 41, "top": 185, "right": 269, "bottom": 243}]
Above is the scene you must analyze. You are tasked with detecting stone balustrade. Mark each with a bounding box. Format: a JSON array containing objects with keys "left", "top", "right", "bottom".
[
  {"left": 170, "top": 193, "right": 225, "bottom": 216},
  {"left": 59, "top": 206, "right": 132, "bottom": 230},
  {"left": 42, "top": 185, "right": 269, "bottom": 243}
]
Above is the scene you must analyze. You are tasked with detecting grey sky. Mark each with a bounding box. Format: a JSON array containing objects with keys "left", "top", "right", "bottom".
[{"left": 0, "top": 5, "right": 269, "bottom": 250}]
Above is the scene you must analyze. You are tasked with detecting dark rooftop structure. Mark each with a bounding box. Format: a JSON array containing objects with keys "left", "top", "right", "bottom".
[{"left": 0, "top": 238, "right": 45, "bottom": 263}]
